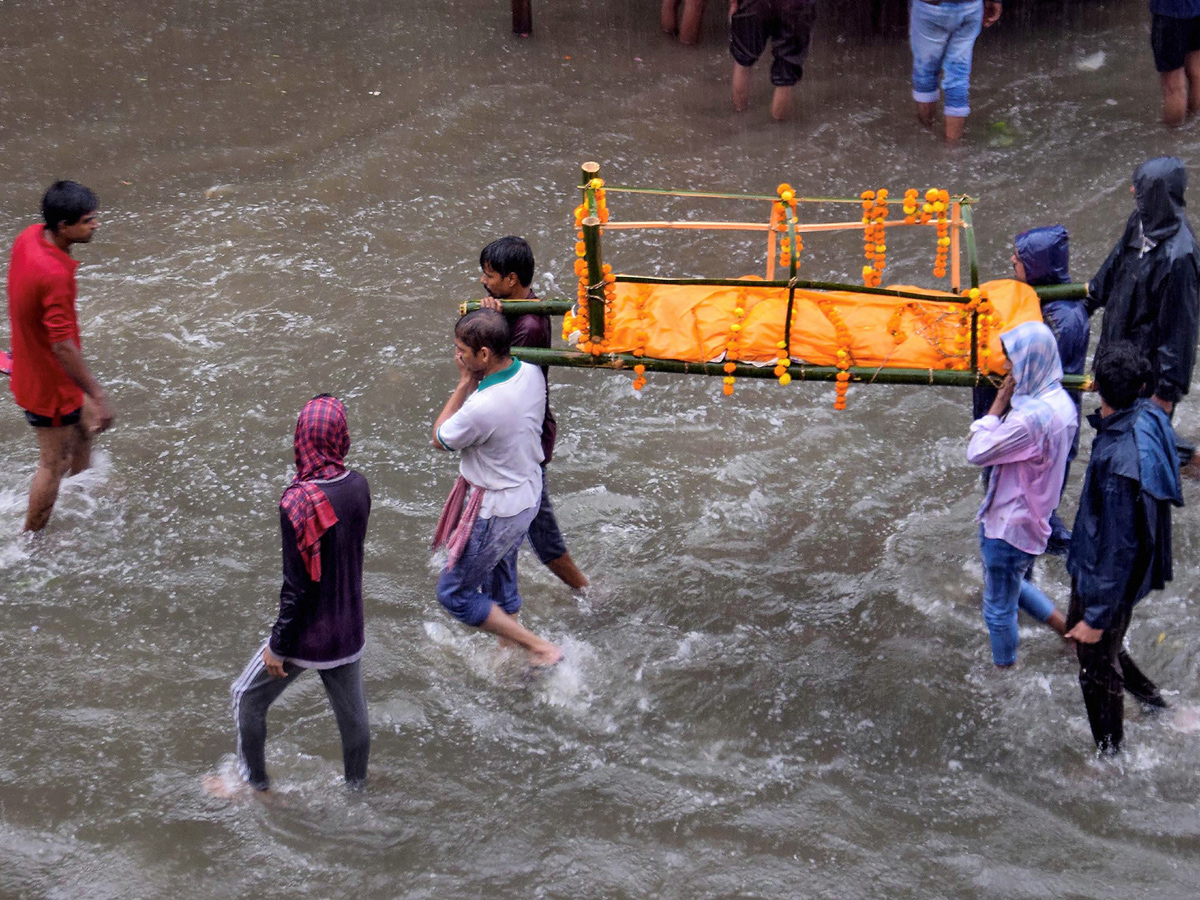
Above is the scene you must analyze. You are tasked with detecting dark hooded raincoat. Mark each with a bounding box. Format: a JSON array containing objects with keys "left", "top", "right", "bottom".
[
  {"left": 1088, "top": 156, "right": 1200, "bottom": 405},
  {"left": 1067, "top": 400, "right": 1183, "bottom": 630}
]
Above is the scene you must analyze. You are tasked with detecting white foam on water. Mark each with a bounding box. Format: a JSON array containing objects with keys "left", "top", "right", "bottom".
[{"left": 1077, "top": 51, "right": 1106, "bottom": 71}]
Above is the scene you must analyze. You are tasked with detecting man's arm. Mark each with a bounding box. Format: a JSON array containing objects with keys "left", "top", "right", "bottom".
[
  {"left": 266, "top": 512, "right": 309, "bottom": 677},
  {"left": 1151, "top": 257, "right": 1200, "bottom": 409},
  {"left": 1071, "top": 477, "right": 1141, "bottom": 634},
  {"left": 433, "top": 357, "right": 479, "bottom": 449},
  {"left": 1086, "top": 239, "right": 1123, "bottom": 317},
  {"left": 983, "top": 0, "right": 1001, "bottom": 27},
  {"left": 50, "top": 340, "right": 112, "bottom": 431}
]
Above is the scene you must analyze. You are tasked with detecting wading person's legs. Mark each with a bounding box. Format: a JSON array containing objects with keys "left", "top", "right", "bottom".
[
  {"left": 939, "top": 4, "right": 982, "bottom": 142},
  {"left": 25, "top": 422, "right": 78, "bottom": 532},
  {"left": 316, "top": 660, "right": 370, "bottom": 788},
  {"left": 528, "top": 472, "right": 588, "bottom": 590},
  {"left": 437, "top": 508, "right": 562, "bottom": 666},
  {"left": 230, "top": 645, "right": 305, "bottom": 790}
]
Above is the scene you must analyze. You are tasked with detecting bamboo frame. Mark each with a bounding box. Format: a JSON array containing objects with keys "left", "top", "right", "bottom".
[
  {"left": 511, "top": 347, "right": 1092, "bottom": 392},
  {"left": 458, "top": 283, "right": 1088, "bottom": 317}
]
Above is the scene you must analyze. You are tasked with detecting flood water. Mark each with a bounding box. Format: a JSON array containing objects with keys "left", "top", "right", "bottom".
[{"left": 3, "top": 1, "right": 1200, "bottom": 897}]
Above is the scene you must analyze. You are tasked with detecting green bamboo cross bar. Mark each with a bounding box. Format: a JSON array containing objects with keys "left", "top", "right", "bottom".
[
  {"left": 1035, "top": 283, "right": 1088, "bottom": 301},
  {"left": 600, "top": 185, "right": 979, "bottom": 206},
  {"left": 511, "top": 347, "right": 1092, "bottom": 392}
]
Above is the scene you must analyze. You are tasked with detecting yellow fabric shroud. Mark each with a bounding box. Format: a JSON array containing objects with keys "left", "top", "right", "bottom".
[{"left": 590, "top": 278, "right": 1043, "bottom": 373}]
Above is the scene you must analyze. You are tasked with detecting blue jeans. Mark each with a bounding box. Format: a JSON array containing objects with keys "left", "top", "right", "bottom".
[
  {"left": 979, "top": 531, "right": 1057, "bottom": 666},
  {"left": 436, "top": 505, "right": 537, "bottom": 627},
  {"left": 910, "top": 0, "right": 983, "bottom": 118}
]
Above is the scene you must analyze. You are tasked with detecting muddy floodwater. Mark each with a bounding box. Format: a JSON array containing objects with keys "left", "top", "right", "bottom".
[{"left": 3, "top": 1, "right": 1200, "bottom": 897}]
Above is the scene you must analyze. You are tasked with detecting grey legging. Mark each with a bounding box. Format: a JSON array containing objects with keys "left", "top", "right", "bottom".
[{"left": 230, "top": 645, "right": 369, "bottom": 790}]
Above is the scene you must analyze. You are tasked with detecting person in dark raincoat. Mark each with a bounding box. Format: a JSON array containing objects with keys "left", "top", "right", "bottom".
[
  {"left": 1088, "top": 156, "right": 1200, "bottom": 419},
  {"left": 1065, "top": 343, "right": 1184, "bottom": 754},
  {"left": 974, "top": 224, "right": 1086, "bottom": 555}
]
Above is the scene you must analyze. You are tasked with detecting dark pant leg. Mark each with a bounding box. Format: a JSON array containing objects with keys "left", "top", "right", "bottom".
[
  {"left": 1119, "top": 650, "right": 1167, "bottom": 708},
  {"left": 526, "top": 466, "right": 568, "bottom": 566},
  {"left": 316, "top": 659, "right": 370, "bottom": 787},
  {"left": 231, "top": 645, "right": 306, "bottom": 789},
  {"left": 1068, "top": 588, "right": 1128, "bottom": 753}
]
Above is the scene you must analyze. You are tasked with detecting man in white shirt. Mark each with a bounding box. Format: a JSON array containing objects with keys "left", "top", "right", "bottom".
[{"left": 431, "top": 309, "right": 563, "bottom": 668}]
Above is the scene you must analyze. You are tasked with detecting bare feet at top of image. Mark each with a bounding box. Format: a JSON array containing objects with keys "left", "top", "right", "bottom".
[
  {"left": 916, "top": 102, "right": 936, "bottom": 129},
  {"left": 732, "top": 64, "right": 751, "bottom": 113}
]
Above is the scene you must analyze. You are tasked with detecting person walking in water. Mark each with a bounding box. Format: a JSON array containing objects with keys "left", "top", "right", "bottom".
[
  {"left": 478, "top": 236, "right": 589, "bottom": 591},
  {"left": 973, "top": 225, "right": 1087, "bottom": 554},
  {"left": 1065, "top": 343, "right": 1182, "bottom": 754},
  {"left": 967, "top": 322, "right": 1078, "bottom": 666},
  {"left": 909, "top": 0, "right": 1002, "bottom": 142},
  {"left": 728, "top": 0, "right": 817, "bottom": 121},
  {"left": 432, "top": 309, "right": 564, "bottom": 669},
  {"left": 1150, "top": 0, "right": 1200, "bottom": 126},
  {"left": 6, "top": 181, "right": 113, "bottom": 532},
  {"left": 228, "top": 395, "right": 371, "bottom": 792},
  {"left": 1088, "top": 157, "right": 1200, "bottom": 423}
]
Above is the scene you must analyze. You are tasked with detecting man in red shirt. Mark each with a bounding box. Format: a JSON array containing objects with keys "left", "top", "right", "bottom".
[{"left": 7, "top": 181, "right": 113, "bottom": 532}]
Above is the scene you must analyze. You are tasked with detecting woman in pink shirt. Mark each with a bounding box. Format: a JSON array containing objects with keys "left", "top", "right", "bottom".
[{"left": 967, "top": 322, "right": 1079, "bottom": 666}]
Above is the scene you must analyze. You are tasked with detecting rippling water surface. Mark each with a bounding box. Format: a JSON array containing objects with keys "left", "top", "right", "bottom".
[{"left": 4, "top": 1, "right": 1200, "bottom": 897}]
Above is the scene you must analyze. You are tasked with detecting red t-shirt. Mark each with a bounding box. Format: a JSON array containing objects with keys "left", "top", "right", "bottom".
[{"left": 6, "top": 224, "right": 83, "bottom": 417}]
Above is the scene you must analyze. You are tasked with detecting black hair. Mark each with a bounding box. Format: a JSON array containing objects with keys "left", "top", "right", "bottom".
[
  {"left": 479, "top": 236, "right": 534, "bottom": 288},
  {"left": 1094, "top": 342, "right": 1152, "bottom": 411},
  {"left": 456, "top": 308, "right": 511, "bottom": 358},
  {"left": 42, "top": 181, "right": 98, "bottom": 231}
]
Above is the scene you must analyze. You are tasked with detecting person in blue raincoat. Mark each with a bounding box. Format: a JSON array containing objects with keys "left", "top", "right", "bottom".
[
  {"left": 1065, "top": 342, "right": 1184, "bottom": 754},
  {"left": 974, "top": 224, "right": 1087, "bottom": 555}
]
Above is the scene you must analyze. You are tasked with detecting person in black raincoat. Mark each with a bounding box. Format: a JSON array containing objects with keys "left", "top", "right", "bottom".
[
  {"left": 1065, "top": 343, "right": 1184, "bottom": 754},
  {"left": 1088, "top": 156, "right": 1200, "bottom": 419},
  {"left": 974, "top": 224, "right": 1086, "bottom": 554}
]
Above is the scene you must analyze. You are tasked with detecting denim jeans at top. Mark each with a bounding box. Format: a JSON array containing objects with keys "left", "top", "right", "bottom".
[
  {"left": 979, "top": 529, "right": 1057, "bottom": 666},
  {"left": 910, "top": 0, "right": 983, "bottom": 117}
]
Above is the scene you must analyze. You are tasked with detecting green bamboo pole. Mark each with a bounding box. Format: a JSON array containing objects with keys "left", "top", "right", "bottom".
[
  {"left": 782, "top": 203, "right": 800, "bottom": 356},
  {"left": 461, "top": 299, "right": 574, "bottom": 315},
  {"left": 1034, "top": 283, "right": 1088, "bottom": 301},
  {"left": 601, "top": 185, "right": 979, "bottom": 206},
  {"left": 580, "top": 162, "right": 606, "bottom": 340},
  {"left": 512, "top": 347, "right": 1092, "bottom": 392},
  {"left": 962, "top": 203, "right": 980, "bottom": 372},
  {"left": 616, "top": 274, "right": 971, "bottom": 305}
]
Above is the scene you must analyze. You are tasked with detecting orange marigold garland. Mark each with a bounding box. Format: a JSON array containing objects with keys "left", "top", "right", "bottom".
[
  {"left": 861, "top": 189, "right": 889, "bottom": 288},
  {"left": 776, "top": 184, "right": 800, "bottom": 271},
  {"left": 722, "top": 289, "right": 750, "bottom": 396},
  {"left": 925, "top": 188, "right": 951, "bottom": 279},
  {"left": 816, "top": 298, "right": 854, "bottom": 409}
]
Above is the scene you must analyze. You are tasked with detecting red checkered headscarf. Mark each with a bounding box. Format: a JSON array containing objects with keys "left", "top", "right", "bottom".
[{"left": 280, "top": 395, "right": 349, "bottom": 582}]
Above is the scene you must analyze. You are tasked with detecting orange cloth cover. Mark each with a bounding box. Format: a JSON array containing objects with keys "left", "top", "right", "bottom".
[{"left": 585, "top": 278, "right": 1042, "bottom": 373}]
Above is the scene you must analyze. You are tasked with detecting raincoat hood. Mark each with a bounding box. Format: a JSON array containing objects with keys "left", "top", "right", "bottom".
[
  {"left": 1134, "top": 156, "right": 1188, "bottom": 245},
  {"left": 1000, "top": 321, "right": 1063, "bottom": 401},
  {"left": 1014, "top": 225, "right": 1070, "bottom": 286}
]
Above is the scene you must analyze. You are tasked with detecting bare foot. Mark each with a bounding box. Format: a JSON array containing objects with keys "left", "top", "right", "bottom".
[
  {"left": 528, "top": 645, "right": 564, "bottom": 669},
  {"left": 202, "top": 773, "right": 246, "bottom": 800},
  {"left": 916, "top": 101, "right": 936, "bottom": 129}
]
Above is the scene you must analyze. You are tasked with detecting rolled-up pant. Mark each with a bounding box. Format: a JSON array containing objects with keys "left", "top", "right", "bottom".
[
  {"left": 231, "top": 644, "right": 369, "bottom": 790},
  {"left": 1066, "top": 586, "right": 1165, "bottom": 753}
]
